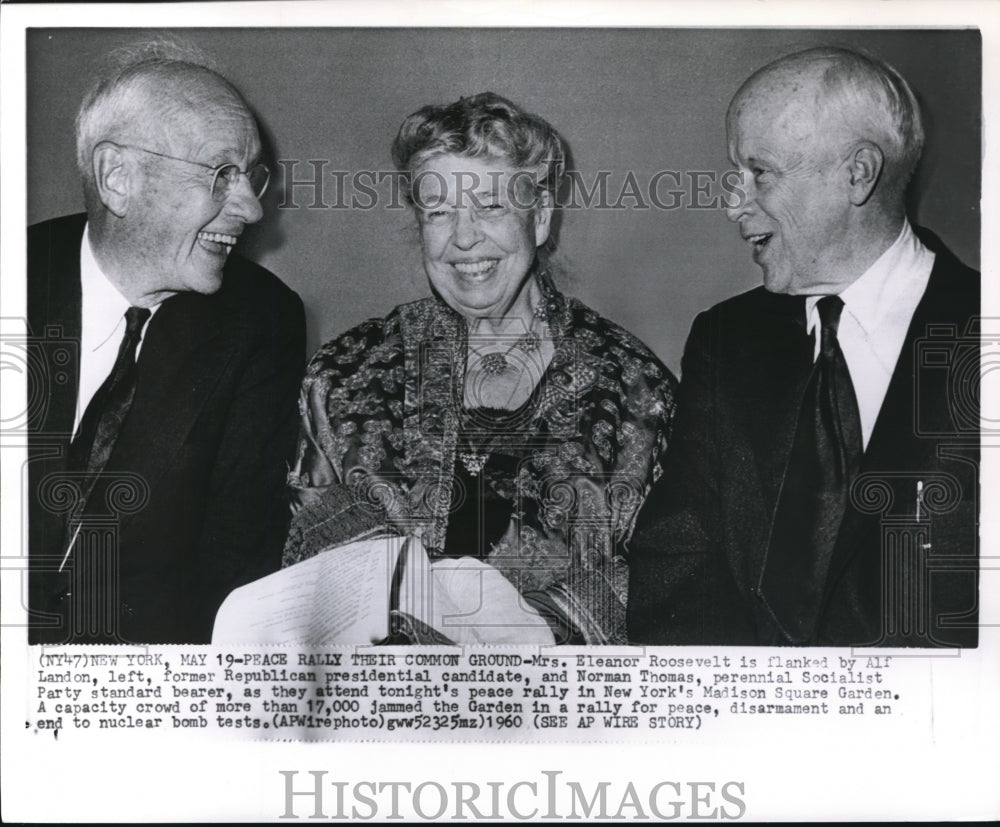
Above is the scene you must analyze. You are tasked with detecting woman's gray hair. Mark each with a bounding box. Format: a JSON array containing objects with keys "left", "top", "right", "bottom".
[
  {"left": 74, "top": 38, "right": 228, "bottom": 193},
  {"left": 390, "top": 92, "right": 567, "bottom": 208}
]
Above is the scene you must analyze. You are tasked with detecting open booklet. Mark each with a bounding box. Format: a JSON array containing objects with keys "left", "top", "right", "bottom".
[{"left": 212, "top": 534, "right": 555, "bottom": 645}]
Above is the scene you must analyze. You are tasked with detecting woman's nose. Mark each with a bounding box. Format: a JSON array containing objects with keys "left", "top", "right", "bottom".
[{"left": 452, "top": 208, "right": 484, "bottom": 249}]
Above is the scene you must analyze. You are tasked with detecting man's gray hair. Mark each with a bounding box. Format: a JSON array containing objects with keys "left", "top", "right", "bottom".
[
  {"left": 764, "top": 47, "right": 925, "bottom": 198},
  {"left": 74, "top": 38, "right": 227, "bottom": 190}
]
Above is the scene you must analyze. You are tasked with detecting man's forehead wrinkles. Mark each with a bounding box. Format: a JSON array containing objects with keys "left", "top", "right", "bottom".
[{"left": 165, "top": 106, "right": 260, "bottom": 166}]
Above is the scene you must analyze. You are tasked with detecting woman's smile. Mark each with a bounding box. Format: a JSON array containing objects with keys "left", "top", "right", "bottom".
[{"left": 452, "top": 259, "right": 500, "bottom": 277}]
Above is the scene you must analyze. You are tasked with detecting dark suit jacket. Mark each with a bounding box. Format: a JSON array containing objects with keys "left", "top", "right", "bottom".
[
  {"left": 27, "top": 213, "right": 306, "bottom": 643},
  {"left": 628, "top": 230, "right": 979, "bottom": 647}
]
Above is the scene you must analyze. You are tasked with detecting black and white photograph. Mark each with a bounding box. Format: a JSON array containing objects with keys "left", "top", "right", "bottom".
[{"left": 2, "top": 1, "right": 998, "bottom": 822}]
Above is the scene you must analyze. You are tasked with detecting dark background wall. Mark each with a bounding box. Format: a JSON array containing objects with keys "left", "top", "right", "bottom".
[{"left": 26, "top": 28, "right": 981, "bottom": 374}]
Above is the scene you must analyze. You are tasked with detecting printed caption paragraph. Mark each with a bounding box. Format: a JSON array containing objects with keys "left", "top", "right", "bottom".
[{"left": 26, "top": 648, "right": 921, "bottom": 741}]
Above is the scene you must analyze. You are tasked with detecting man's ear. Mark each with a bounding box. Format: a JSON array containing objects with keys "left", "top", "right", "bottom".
[
  {"left": 533, "top": 190, "right": 554, "bottom": 247},
  {"left": 93, "top": 142, "right": 131, "bottom": 216},
  {"left": 846, "top": 141, "right": 884, "bottom": 206}
]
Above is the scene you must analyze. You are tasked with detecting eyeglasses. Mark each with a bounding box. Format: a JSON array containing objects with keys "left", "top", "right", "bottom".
[{"left": 119, "top": 144, "right": 270, "bottom": 201}]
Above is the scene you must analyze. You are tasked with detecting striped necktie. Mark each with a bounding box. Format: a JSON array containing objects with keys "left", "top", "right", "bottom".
[{"left": 68, "top": 305, "right": 151, "bottom": 476}]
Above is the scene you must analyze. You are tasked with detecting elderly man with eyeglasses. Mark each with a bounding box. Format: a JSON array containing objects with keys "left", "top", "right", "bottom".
[{"left": 27, "top": 41, "right": 305, "bottom": 644}]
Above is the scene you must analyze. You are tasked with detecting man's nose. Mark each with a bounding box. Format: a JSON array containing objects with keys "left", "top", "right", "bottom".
[
  {"left": 452, "top": 208, "right": 484, "bottom": 249},
  {"left": 225, "top": 173, "right": 264, "bottom": 225},
  {"left": 724, "top": 172, "right": 753, "bottom": 223}
]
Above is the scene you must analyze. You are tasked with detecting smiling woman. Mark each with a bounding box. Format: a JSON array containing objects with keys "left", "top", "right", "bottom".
[{"left": 280, "top": 92, "right": 678, "bottom": 645}]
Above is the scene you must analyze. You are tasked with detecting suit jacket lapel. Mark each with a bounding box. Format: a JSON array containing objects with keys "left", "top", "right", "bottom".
[
  {"left": 749, "top": 295, "right": 813, "bottom": 506},
  {"left": 827, "top": 246, "right": 969, "bottom": 584},
  {"left": 27, "top": 217, "right": 86, "bottom": 570},
  {"left": 99, "top": 289, "right": 235, "bottom": 529},
  {"left": 727, "top": 291, "right": 813, "bottom": 589},
  {"left": 28, "top": 215, "right": 85, "bottom": 444}
]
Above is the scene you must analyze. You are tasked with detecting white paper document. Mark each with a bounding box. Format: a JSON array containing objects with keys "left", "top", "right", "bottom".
[{"left": 213, "top": 535, "right": 554, "bottom": 645}]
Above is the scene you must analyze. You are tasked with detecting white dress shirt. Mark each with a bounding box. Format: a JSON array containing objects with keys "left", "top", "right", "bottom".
[
  {"left": 805, "top": 220, "right": 935, "bottom": 450},
  {"left": 74, "top": 225, "right": 158, "bottom": 437}
]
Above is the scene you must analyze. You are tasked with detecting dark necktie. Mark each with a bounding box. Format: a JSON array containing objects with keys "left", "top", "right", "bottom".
[
  {"left": 68, "top": 306, "right": 151, "bottom": 476},
  {"left": 758, "top": 295, "right": 863, "bottom": 643}
]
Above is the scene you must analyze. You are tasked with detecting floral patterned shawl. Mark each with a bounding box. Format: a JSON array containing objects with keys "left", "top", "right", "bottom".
[{"left": 284, "top": 288, "right": 676, "bottom": 643}]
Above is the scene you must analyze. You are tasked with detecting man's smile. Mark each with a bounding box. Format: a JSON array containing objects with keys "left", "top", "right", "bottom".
[{"left": 197, "top": 230, "right": 239, "bottom": 255}]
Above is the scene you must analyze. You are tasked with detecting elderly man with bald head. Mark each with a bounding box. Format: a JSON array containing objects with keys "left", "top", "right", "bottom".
[
  {"left": 628, "top": 47, "right": 979, "bottom": 647},
  {"left": 27, "top": 43, "right": 305, "bottom": 643}
]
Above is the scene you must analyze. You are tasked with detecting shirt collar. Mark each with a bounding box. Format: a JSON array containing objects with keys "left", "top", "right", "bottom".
[
  {"left": 806, "top": 219, "right": 931, "bottom": 336},
  {"left": 80, "top": 224, "right": 162, "bottom": 350},
  {"left": 80, "top": 223, "right": 133, "bottom": 351}
]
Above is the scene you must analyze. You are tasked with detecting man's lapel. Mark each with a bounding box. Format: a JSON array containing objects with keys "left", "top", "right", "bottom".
[
  {"left": 727, "top": 291, "right": 813, "bottom": 589},
  {"left": 828, "top": 247, "right": 972, "bottom": 582},
  {"left": 100, "top": 288, "right": 236, "bottom": 528},
  {"left": 27, "top": 217, "right": 86, "bottom": 573},
  {"left": 28, "top": 215, "right": 85, "bottom": 444},
  {"left": 744, "top": 293, "right": 814, "bottom": 522}
]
